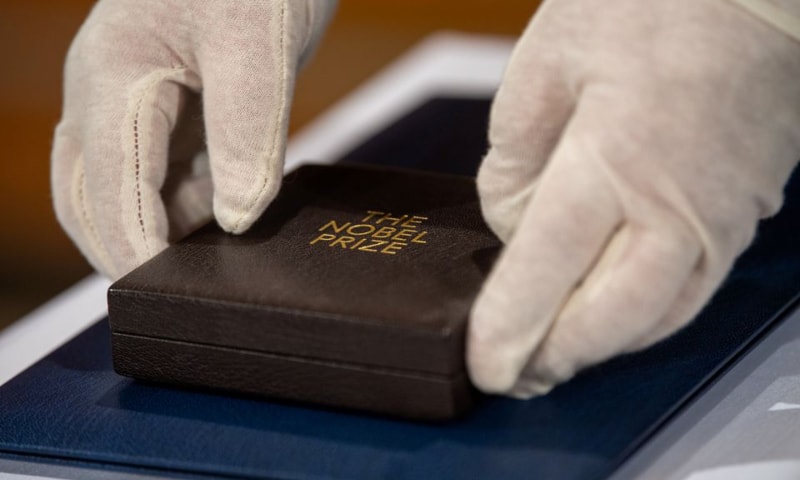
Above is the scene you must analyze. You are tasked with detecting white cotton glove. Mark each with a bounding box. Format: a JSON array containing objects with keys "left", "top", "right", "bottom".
[
  {"left": 52, "top": 0, "right": 335, "bottom": 279},
  {"left": 468, "top": 0, "right": 800, "bottom": 398}
]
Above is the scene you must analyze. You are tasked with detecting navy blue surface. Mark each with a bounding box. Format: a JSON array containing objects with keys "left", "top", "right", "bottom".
[{"left": 1, "top": 98, "right": 799, "bottom": 480}]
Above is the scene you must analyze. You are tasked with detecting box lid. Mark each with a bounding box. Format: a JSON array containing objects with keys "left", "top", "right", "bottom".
[{"left": 109, "top": 164, "right": 501, "bottom": 377}]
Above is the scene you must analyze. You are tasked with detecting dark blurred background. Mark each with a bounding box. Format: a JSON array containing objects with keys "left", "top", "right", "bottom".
[{"left": 0, "top": 0, "right": 539, "bottom": 330}]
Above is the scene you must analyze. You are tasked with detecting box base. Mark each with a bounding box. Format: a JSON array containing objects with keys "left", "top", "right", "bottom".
[{"left": 111, "top": 332, "right": 477, "bottom": 421}]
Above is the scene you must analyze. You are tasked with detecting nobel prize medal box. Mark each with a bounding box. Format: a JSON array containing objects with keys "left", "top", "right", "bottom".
[{"left": 107, "top": 164, "right": 501, "bottom": 420}]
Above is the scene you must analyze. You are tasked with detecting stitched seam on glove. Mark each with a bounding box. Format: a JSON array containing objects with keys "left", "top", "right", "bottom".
[
  {"left": 231, "top": 0, "right": 288, "bottom": 233},
  {"left": 727, "top": 0, "right": 800, "bottom": 42},
  {"left": 122, "top": 66, "right": 188, "bottom": 264},
  {"left": 132, "top": 78, "right": 153, "bottom": 259},
  {"left": 74, "top": 161, "right": 117, "bottom": 278},
  {"left": 132, "top": 72, "right": 171, "bottom": 258}
]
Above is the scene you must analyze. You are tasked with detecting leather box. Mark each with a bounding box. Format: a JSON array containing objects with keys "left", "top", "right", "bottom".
[{"left": 108, "top": 164, "right": 501, "bottom": 420}]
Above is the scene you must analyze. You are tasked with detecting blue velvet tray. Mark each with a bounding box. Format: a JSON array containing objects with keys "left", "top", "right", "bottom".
[{"left": 1, "top": 98, "right": 798, "bottom": 480}]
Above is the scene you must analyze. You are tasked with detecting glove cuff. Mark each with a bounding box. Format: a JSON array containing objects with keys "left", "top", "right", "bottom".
[{"left": 727, "top": 0, "right": 800, "bottom": 42}]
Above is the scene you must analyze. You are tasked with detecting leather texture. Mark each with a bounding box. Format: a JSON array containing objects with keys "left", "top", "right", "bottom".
[
  {"left": 0, "top": 98, "right": 798, "bottom": 480},
  {"left": 113, "top": 332, "right": 474, "bottom": 421},
  {"left": 108, "top": 164, "right": 500, "bottom": 419}
]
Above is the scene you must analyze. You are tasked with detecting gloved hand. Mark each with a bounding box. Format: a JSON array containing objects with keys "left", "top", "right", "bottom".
[
  {"left": 52, "top": 0, "right": 335, "bottom": 279},
  {"left": 468, "top": 0, "right": 800, "bottom": 398}
]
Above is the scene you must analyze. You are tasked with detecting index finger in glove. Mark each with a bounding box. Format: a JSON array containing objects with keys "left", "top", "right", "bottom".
[
  {"left": 201, "top": 1, "right": 319, "bottom": 234},
  {"left": 477, "top": 1, "right": 578, "bottom": 242}
]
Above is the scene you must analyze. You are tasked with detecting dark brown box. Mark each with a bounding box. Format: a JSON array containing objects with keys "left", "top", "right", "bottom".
[{"left": 108, "top": 164, "right": 501, "bottom": 420}]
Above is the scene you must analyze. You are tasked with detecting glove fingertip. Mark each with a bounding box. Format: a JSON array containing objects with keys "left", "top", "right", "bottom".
[
  {"left": 213, "top": 174, "right": 282, "bottom": 235},
  {"left": 508, "top": 378, "right": 555, "bottom": 400},
  {"left": 466, "top": 352, "right": 519, "bottom": 395},
  {"left": 214, "top": 202, "right": 259, "bottom": 235},
  {"left": 466, "top": 298, "right": 525, "bottom": 394}
]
